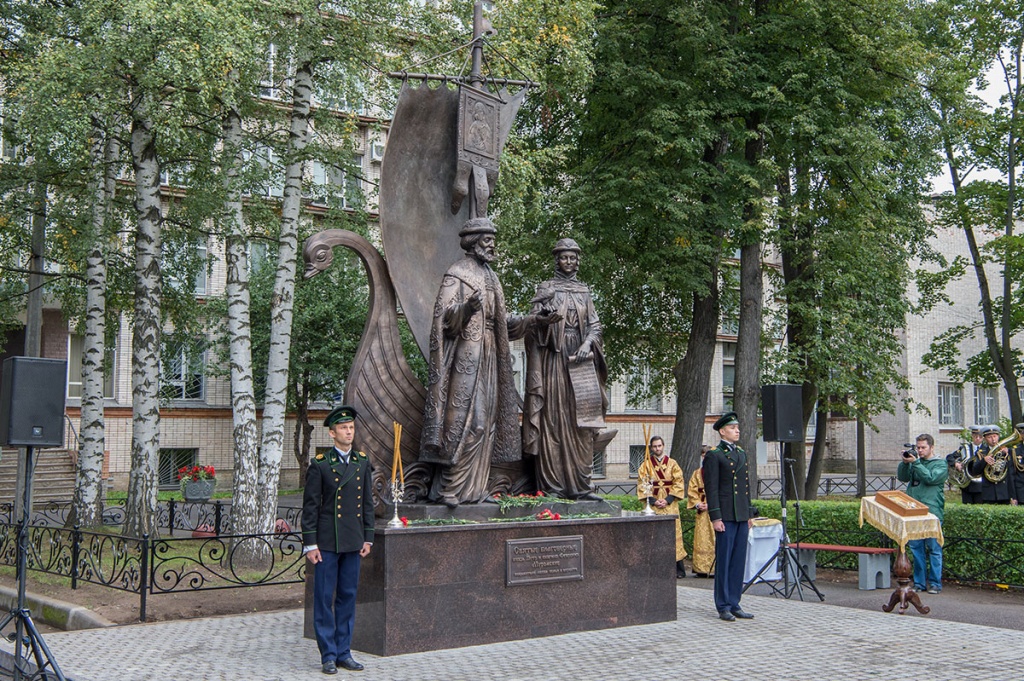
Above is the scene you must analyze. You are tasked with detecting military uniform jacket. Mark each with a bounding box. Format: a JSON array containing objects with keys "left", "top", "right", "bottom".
[
  {"left": 967, "top": 442, "right": 1017, "bottom": 503},
  {"left": 703, "top": 440, "right": 757, "bottom": 523},
  {"left": 301, "top": 448, "right": 375, "bottom": 553}
]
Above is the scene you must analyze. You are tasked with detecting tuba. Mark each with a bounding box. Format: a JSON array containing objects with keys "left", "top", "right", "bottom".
[
  {"left": 982, "top": 426, "right": 1024, "bottom": 484},
  {"left": 948, "top": 444, "right": 982, "bottom": 488}
]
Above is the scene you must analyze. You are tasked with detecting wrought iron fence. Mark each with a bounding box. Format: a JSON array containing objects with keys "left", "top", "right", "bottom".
[
  {"left": 0, "top": 521, "right": 306, "bottom": 622},
  {"left": 0, "top": 499, "right": 304, "bottom": 537},
  {"left": 756, "top": 476, "right": 906, "bottom": 498}
]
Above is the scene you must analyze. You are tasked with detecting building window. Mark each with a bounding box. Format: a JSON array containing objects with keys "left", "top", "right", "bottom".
[
  {"left": 309, "top": 156, "right": 364, "bottom": 209},
  {"left": 160, "top": 335, "right": 205, "bottom": 400},
  {"left": 628, "top": 445, "right": 647, "bottom": 478},
  {"left": 592, "top": 448, "right": 606, "bottom": 479},
  {"left": 510, "top": 346, "right": 527, "bottom": 398},
  {"left": 67, "top": 335, "right": 115, "bottom": 399},
  {"left": 165, "top": 239, "right": 208, "bottom": 296},
  {"left": 260, "top": 44, "right": 281, "bottom": 100},
  {"left": 158, "top": 448, "right": 197, "bottom": 488},
  {"left": 722, "top": 341, "right": 736, "bottom": 412},
  {"left": 937, "top": 382, "right": 963, "bottom": 427},
  {"left": 626, "top": 363, "right": 662, "bottom": 412},
  {"left": 974, "top": 385, "right": 999, "bottom": 426}
]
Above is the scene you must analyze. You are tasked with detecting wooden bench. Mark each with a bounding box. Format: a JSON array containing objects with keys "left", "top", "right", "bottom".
[{"left": 789, "top": 543, "right": 896, "bottom": 590}]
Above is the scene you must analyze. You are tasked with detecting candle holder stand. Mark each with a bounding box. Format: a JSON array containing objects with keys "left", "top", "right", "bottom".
[{"left": 387, "top": 480, "right": 406, "bottom": 528}]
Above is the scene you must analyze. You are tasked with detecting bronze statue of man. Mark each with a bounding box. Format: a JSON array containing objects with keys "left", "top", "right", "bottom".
[
  {"left": 523, "top": 238, "right": 607, "bottom": 500},
  {"left": 420, "top": 217, "right": 558, "bottom": 507}
]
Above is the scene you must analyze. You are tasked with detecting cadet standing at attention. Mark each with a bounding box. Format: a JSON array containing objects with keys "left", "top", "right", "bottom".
[{"left": 302, "top": 405, "right": 375, "bottom": 674}]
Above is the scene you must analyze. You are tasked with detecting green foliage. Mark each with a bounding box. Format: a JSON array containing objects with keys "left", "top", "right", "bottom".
[
  {"left": 602, "top": 494, "right": 643, "bottom": 513},
  {"left": 671, "top": 498, "right": 1024, "bottom": 584}
]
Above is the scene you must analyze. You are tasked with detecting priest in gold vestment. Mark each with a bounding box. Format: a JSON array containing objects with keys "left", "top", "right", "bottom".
[
  {"left": 637, "top": 435, "right": 688, "bottom": 578},
  {"left": 687, "top": 446, "right": 715, "bottom": 576}
]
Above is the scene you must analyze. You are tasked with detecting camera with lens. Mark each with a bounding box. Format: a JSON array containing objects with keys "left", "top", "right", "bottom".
[{"left": 901, "top": 443, "right": 917, "bottom": 460}]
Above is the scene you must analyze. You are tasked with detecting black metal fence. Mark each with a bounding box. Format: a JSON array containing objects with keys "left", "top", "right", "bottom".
[
  {"left": 756, "top": 475, "right": 906, "bottom": 498},
  {"left": 0, "top": 499, "right": 307, "bottom": 621}
]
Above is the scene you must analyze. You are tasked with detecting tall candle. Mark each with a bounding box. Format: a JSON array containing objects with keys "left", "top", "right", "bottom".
[{"left": 391, "top": 421, "right": 400, "bottom": 484}]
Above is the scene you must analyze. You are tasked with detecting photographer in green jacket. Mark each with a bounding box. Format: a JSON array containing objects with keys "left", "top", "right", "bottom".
[{"left": 896, "top": 433, "right": 948, "bottom": 594}]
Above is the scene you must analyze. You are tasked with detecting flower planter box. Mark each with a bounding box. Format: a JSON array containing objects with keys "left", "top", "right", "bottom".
[{"left": 182, "top": 479, "right": 216, "bottom": 502}]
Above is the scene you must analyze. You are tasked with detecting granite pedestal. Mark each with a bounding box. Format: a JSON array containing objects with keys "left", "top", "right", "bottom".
[{"left": 304, "top": 514, "right": 676, "bottom": 656}]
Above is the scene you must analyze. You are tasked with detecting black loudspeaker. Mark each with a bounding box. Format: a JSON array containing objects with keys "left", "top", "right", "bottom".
[
  {"left": 0, "top": 356, "right": 67, "bottom": 447},
  {"left": 762, "top": 384, "right": 804, "bottom": 442}
]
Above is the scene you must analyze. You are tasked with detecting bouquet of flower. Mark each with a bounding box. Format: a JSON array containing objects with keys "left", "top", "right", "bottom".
[
  {"left": 177, "top": 465, "right": 216, "bottom": 485},
  {"left": 535, "top": 508, "right": 562, "bottom": 521}
]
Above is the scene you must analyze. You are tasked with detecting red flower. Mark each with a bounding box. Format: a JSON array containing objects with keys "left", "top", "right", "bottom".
[
  {"left": 536, "top": 491, "right": 545, "bottom": 497},
  {"left": 553, "top": 513, "right": 561, "bottom": 520},
  {"left": 400, "top": 516, "right": 409, "bottom": 527}
]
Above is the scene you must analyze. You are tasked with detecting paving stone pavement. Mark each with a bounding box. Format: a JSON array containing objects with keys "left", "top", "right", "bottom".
[{"left": 28, "top": 585, "right": 1021, "bottom": 681}]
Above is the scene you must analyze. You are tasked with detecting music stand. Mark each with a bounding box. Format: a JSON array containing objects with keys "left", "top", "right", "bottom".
[
  {"left": 0, "top": 445, "right": 67, "bottom": 681},
  {"left": 742, "top": 442, "right": 824, "bottom": 601}
]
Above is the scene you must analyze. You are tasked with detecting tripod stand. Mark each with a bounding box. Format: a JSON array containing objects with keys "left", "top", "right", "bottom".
[
  {"left": 0, "top": 445, "right": 67, "bottom": 681},
  {"left": 742, "top": 443, "right": 824, "bottom": 601}
]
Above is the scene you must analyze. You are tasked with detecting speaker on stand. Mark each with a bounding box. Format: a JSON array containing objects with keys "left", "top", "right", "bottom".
[
  {"left": 0, "top": 356, "right": 68, "bottom": 681},
  {"left": 743, "top": 384, "right": 823, "bottom": 601}
]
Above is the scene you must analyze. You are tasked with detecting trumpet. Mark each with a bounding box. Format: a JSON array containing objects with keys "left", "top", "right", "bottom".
[
  {"left": 981, "top": 426, "right": 1024, "bottom": 484},
  {"left": 947, "top": 444, "right": 982, "bottom": 489}
]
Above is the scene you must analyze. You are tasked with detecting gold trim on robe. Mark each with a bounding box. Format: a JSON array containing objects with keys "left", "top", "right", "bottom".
[
  {"left": 686, "top": 467, "right": 715, "bottom": 575},
  {"left": 637, "top": 456, "right": 688, "bottom": 561}
]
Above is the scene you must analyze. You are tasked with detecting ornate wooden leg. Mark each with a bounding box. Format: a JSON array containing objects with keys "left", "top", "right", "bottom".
[{"left": 882, "top": 547, "right": 929, "bottom": 615}]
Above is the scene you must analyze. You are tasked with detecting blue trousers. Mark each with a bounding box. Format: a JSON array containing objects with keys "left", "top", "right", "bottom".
[
  {"left": 713, "top": 520, "right": 749, "bottom": 614},
  {"left": 312, "top": 550, "right": 362, "bottom": 664},
  {"left": 908, "top": 537, "right": 942, "bottom": 591}
]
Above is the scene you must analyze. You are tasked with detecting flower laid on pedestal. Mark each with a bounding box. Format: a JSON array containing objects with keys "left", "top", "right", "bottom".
[{"left": 177, "top": 464, "right": 217, "bottom": 501}]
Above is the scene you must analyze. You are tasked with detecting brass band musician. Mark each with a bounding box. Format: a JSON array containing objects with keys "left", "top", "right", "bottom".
[
  {"left": 945, "top": 425, "right": 983, "bottom": 504},
  {"left": 966, "top": 425, "right": 1018, "bottom": 506}
]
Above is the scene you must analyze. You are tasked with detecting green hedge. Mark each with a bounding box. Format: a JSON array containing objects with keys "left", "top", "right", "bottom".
[{"left": 617, "top": 496, "right": 1024, "bottom": 585}]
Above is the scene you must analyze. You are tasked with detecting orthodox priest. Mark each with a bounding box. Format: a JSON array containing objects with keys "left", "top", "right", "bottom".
[
  {"left": 687, "top": 445, "right": 715, "bottom": 577},
  {"left": 523, "top": 237, "right": 607, "bottom": 500},
  {"left": 636, "top": 435, "right": 688, "bottom": 578},
  {"left": 420, "top": 217, "right": 558, "bottom": 507}
]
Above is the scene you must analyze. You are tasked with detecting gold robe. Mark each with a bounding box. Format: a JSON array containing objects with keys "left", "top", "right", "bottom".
[
  {"left": 637, "top": 455, "right": 687, "bottom": 561},
  {"left": 687, "top": 467, "right": 716, "bottom": 575}
]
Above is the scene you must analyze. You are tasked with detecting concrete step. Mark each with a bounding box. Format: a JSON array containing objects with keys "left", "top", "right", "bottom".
[{"left": 0, "top": 448, "right": 77, "bottom": 505}]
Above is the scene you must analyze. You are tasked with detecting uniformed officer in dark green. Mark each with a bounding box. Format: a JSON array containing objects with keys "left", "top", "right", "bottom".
[
  {"left": 703, "top": 411, "right": 757, "bottom": 622},
  {"left": 302, "top": 405, "right": 375, "bottom": 674}
]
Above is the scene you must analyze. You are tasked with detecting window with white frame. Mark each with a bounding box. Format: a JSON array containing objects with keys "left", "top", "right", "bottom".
[
  {"left": 160, "top": 335, "right": 206, "bottom": 400},
  {"left": 67, "top": 335, "right": 116, "bottom": 399},
  {"left": 974, "top": 385, "right": 999, "bottom": 425},
  {"left": 308, "top": 156, "right": 364, "bottom": 209},
  {"left": 165, "top": 239, "right": 208, "bottom": 296},
  {"left": 260, "top": 44, "right": 281, "bottom": 100},
  {"left": 626, "top": 363, "right": 662, "bottom": 412},
  {"left": 937, "top": 382, "right": 963, "bottom": 427},
  {"left": 722, "top": 341, "right": 736, "bottom": 412}
]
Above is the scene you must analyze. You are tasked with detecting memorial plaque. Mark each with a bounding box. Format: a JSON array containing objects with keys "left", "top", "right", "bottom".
[{"left": 506, "top": 535, "right": 584, "bottom": 586}]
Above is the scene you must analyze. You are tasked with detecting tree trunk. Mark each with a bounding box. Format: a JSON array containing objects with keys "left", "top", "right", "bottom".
[
  {"left": 124, "top": 100, "right": 162, "bottom": 539},
  {"left": 941, "top": 106, "right": 1022, "bottom": 425},
  {"left": 293, "top": 377, "right": 311, "bottom": 488},
  {"left": 670, "top": 284, "right": 720, "bottom": 478},
  {"left": 72, "top": 124, "right": 118, "bottom": 528},
  {"left": 778, "top": 158, "right": 816, "bottom": 501},
  {"left": 258, "top": 58, "right": 314, "bottom": 529},
  {"left": 16, "top": 179, "right": 47, "bottom": 520},
  {"left": 999, "top": 57, "right": 1021, "bottom": 425},
  {"left": 223, "top": 100, "right": 263, "bottom": 557},
  {"left": 856, "top": 417, "right": 866, "bottom": 498},
  {"left": 803, "top": 405, "right": 829, "bottom": 501}
]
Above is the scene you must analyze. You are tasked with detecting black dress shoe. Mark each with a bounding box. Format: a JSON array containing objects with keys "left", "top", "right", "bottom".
[
  {"left": 676, "top": 570, "right": 687, "bottom": 579},
  {"left": 339, "top": 657, "right": 364, "bottom": 671},
  {"left": 718, "top": 611, "right": 736, "bottom": 621},
  {"left": 322, "top": 661, "right": 338, "bottom": 675},
  {"left": 731, "top": 608, "right": 754, "bottom": 619}
]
